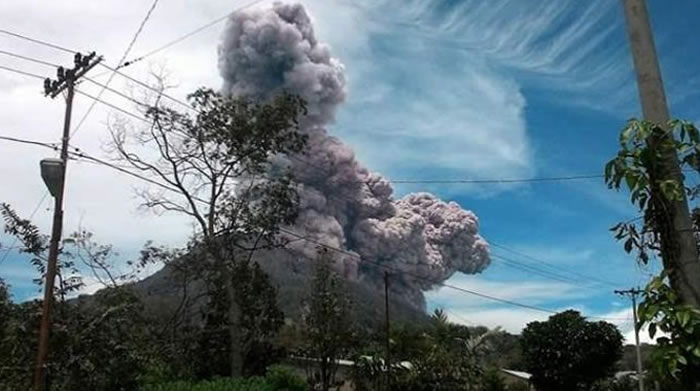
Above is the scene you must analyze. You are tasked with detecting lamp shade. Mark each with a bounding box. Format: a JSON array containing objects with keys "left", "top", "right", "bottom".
[{"left": 40, "top": 158, "right": 64, "bottom": 197}]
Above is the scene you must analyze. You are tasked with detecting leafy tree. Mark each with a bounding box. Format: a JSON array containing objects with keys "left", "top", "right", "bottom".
[
  {"left": 520, "top": 310, "right": 623, "bottom": 391},
  {"left": 0, "top": 205, "right": 152, "bottom": 390},
  {"left": 301, "top": 249, "right": 354, "bottom": 391},
  {"left": 108, "top": 84, "right": 308, "bottom": 376},
  {"left": 353, "top": 309, "right": 496, "bottom": 391},
  {"left": 605, "top": 119, "right": 700, "bottom": 387},
  {"left": 195, "top": 261, "right": 285, "bottom": 378}
]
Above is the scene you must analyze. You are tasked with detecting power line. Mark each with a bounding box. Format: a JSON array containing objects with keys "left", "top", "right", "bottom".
[
  {"left": 0, "top": 132, "right": 624, "bottom": 313},
  {"left": 77, "top": 68, "right": 614, "bottom": 187},
  {"left": 0, "top": 49, "right": 60, "bottom": 68},
  {"left": 0, "top": 28, "right": 75, "bottom": 54},
  {"left": 73, "top": 88, "right": 150, "bottom": 123},
  {"left": 279, "top": 228, "right": 626, "bottom": 320},
  {"left": 389, "top": 174, "right": 603, "bottom": 184},
  {"left": 66, "top": 146, "right": 626, "bottom": 322},
  {"left": 488, "top": 240, "right": 620, "bottom": 288},
  {"left": 0, "top": 135, "right": 59, "bottom": 150},
  {"left": 66, "top": 86, "right": 611, "bottom": 187},
  {"left": 0, "top": 64, "right": 47, "bottom": 80},
  {"left": 117, "top": 0, "right": 266, "bottom": 70},
  {"left": 70, "top": 0, "right": 160, "bottom": 139},
  {"left": 69, "top": 150, "right": 184, "bottom": 195},
  {"left": 83, "top": 76, "right": 148, "bottom": 107},
  {"left": 289, "top": 151, "right": 603, "bottom": 186},
  {"left": 490, "top": 253, "right": 606, "bottom": 289},
  {"left": 97, "top": 63, "right": 195, "bottom": 111}
]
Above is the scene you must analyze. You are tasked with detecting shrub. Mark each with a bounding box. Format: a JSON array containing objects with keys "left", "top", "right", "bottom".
[
  {"left": 141, "top": 367, "right": 307, "bottom": 391},
  {"left": 265, "top": 365, "right": 307, "bottom": 391},
  {"left": 141, "top": 377, "right": 272, "bottom": 391},
  {"left": 481, "top": 368, "right": 507, "bottom": 391}
]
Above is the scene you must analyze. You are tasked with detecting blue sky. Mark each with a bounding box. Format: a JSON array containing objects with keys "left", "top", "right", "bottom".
[{"left": 1, "top": 0, "right": 699, "bottom": 343}]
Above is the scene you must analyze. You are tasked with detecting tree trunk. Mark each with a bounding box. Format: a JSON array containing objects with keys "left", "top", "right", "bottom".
[
  {"left": 321, "top": 358, "right": 330, "bottom": 391},
  {"left": 225, "top": 272, "right": 243, "bottom": 377}
]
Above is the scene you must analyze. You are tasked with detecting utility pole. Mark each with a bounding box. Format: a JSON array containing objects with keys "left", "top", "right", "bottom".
[
  {"left": 620, "top": 0, "right": 700, "bottom": 307},
  {"left": 384, "top": 271, "right": 392, "bottom": 390},
  {"left": 616, "top": 288, "right": 645, "bottom": 391},
  {"left": 33, "top": 52, "right": 102, "bottom": 391}
]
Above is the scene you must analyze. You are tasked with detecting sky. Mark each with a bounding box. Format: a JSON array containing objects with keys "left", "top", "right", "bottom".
[{"left": 2, "top": 0, "right": 700, "bottom": 345}]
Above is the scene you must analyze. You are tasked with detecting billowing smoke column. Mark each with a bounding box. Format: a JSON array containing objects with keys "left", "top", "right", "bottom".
[{"left": 218, "top": 2, "right": 490, "bottom": 308}]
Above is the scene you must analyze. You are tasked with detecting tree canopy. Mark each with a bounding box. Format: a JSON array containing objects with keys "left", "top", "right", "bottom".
[{"left": 521, "top": 310, "right": 623, "bottom": 391}]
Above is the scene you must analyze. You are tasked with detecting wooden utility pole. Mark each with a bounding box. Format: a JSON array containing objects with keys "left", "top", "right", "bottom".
[
  {"left": 621, "top": 0, "right": 700, "bottom": 307},
  {"left": 616, "top": 288, "right": 645, "bottom": 391},
  {"left": 384, "top": 271, "right": 392, "bottom": 390},
  {"left": 33, "top": 52, "right": 101, "bottom": 391}
]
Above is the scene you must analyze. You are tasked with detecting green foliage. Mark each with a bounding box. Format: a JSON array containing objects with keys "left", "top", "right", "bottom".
[
  {"left": 193, "top": 261, "right": 286, "bottom": 379},
  {"left": 480, "top": 368, "right": 507, "bottom": 391},
  {"left": 264, "top": 365, "right": 307, "bottom": 391},
  {"left": 0, "top": 286, "right": 150, "bottom": 391},
  {"left": 638, "top": 273, "right": 700, "bottom": 385},
  {"left": 521, "top": 310, "right": 623, "bottom": 391},
  {"left": 590, "top": 377, "right": 637, "bottom": 391},
  {"left": 605, "top": 118, "right": 700, "bottom": 387},
  {"left": 141, "top": 367, "right": 307, "bottom": 391},
  {"left": 141, "top": 377, "right": 273, "bottom": 391},
  {"left": 352, "top": 309, "right": 498, "bottom": 391},
  {"left": 504, "top": 383, "right": 531, "bottom": 391},
  {"left": 300, "top": 249, "right": 354, "bottom": 390}
]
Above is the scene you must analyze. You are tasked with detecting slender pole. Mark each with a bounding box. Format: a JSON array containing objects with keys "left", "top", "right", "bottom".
[
  {"left": 33, "top": 54, "right": 101, "bottom": 391},
  {"left": 33, "top": 76, "right": 74, "bottom": 391},
  {"left": 384, "top": 271, "right": 391, "bottom": 390},
  {"left": 631, "top": 293, "right": 645, "bottom": 391},
  {"left": 620, "top": 0, "right": 700, "bottom": 307},
  {"left": 616, "top": 288, "right": 645, "bottom": 391}
]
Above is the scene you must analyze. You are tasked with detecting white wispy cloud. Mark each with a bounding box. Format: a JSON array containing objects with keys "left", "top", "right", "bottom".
[{"left": 347, "top": 0, "right": 638, "bottom": 113}]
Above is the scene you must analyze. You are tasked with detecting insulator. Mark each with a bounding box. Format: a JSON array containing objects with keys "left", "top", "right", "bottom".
[
  {"left": 57, "top": 67, "right": 65, "bottom": 80},
  {"left": 74, "top": 53, "right": 82, "bottom": 67}
]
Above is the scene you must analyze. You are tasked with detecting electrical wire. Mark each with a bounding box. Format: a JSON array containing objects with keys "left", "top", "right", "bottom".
[
  {"left": 83, "top": 76, "right": 149, "bottom": 107},
  {"left": 96, "top": 63, "right": 195, "bottom": 112},
  {"left": 490, "top": 253, "right": 603, "bottom": 288},
  {"left": 0, "top": 49, "right": 60, "bottom": 68},
  {"left": 0, "top": 64, "right": 47, "bottom": 80},
  {"left": 116, "top": 0, "right": 266, "bottom": 70},
  {"left": 73, "top": 88, "right": 151, "bottom": 123},
  {"left": 65, "top": 146, "right": 627, "bottom": 321},
  {"left": 70, "top": 0, "right": 161, "bottom": 139},
  {"left": 489, "top": 240, "right": 620, "bottom": 288},
  {"left": 0, "top": 135, "right": 59, "bottom": 150},
  {"left": 64, "top": 86, "right": 613, "bottom": 187},
  {"left": 0, "top": 28, "right": 75, "bottom": 54},
  {"left": 49, "top": 90, "right": 632, "bottom": 296},
  {"left": 69, "top": 151, "right": 630, "bottom": 319}
]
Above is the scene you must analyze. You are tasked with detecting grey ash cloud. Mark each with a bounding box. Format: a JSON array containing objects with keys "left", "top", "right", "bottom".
[{"left": 218, "top": 2, "right": 489, "bottom": 307}]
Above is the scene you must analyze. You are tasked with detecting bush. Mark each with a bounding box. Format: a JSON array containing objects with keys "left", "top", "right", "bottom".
[
  {"left": 505, "top": 383, "right": 531, "bottom": 391},
  {"left": 481, "top": 368, "right": 507, "bottom": 391},
  {"left": 141, "top": 367, "right": 307, "bottom": 391},
  {"left": 265, "top": 365, "right": 307, "bottom": 391},
  {"left": 141, "top": 377, "right": 272, "bottom": 391}
]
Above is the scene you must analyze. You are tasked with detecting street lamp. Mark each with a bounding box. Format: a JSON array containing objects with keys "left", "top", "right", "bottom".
[{"left": 40, "top": 158, "right": 64, "bottom": 198}]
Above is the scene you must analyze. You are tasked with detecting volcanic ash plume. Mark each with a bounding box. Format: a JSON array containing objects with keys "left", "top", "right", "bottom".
[{"left": 218, "top": 2, "right": 490, "bottom": 308}]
